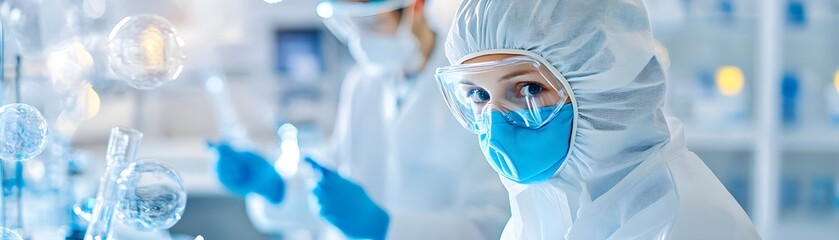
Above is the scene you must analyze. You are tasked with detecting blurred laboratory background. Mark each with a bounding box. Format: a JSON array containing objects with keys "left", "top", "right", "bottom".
[
  {"left": 0, "top": 0, "right": 835, "bottom": 239},
  {"left": 647, "top": 0, "right": 839, "bottom": 239}
]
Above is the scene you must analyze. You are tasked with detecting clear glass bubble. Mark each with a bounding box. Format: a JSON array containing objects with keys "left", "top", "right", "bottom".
[
  {"left": 0, "top": 104, "right": 49, "bottom": 161},
  {"left": 117, "top": 159, "right": 187, "bottom": 231},
  {"left": 108, "top": 14, "right": 185, "bottom": 90}
]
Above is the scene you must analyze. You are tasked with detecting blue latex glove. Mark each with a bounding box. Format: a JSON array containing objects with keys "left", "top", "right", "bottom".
[
  {"left": 208, "top": 141, "right": 285, "bottom": 204},
  {"left": 306, "top": 157, "right": 390, "bottom": 240}
]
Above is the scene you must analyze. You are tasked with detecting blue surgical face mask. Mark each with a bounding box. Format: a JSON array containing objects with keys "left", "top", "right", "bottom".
[{"left": 479, "top": 104, "right": 574, "bottom": 184}]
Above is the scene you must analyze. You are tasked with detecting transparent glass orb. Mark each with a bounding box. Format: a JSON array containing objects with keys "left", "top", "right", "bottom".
[
  {"left": 0, "top": 104, "right": 49, "bottom": 161},
  {"left": 117, "top": 159, "right": 187, "bottom": 231},
  {"left": 108, "top": 14, "right": 185, "bottom": 90}
]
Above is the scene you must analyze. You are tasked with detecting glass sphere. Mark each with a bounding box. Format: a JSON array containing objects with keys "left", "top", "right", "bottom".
[
  {"left": 117, "top": 159, "right": 187, "bottom": 231},
  {"left": 0, "top": 104, "right": 49, "bottom": 161},
  {"left": 108, "top": 14, "right": 185, "bottom": 90}
]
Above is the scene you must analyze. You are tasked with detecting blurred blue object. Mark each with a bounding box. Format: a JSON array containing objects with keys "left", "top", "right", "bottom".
[
  {"left": 717, "top": 0, "right": 734, "bottom": 23},
  {"left": 834, "top": 177, "right": 839, "bottom": 209},
  {"left": 786, "top": 0, "right": 807, "bottom": 27},
  {"left": 208, "top": 141, "right": 285, "bottom": 204},
  {"left": 696, "top": 70, "right": 715, "bottom": 98},
  {"left": 780, "top": 177, "right": 800, "bottom": 214},
  {"left": 306, "top": 157, "right": 389, "bottom": 240},
  {"left": 781, "top": 72, "right": 800, "bottom": 126},
  {"left": 827, "top": 79, "right": 839, "bottom": 124},
  {"left": 809, "top": 176, "right": 834, "bottom": 214}
]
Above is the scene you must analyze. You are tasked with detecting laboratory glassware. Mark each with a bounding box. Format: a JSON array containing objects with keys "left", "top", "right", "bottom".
[
  {"left": 108, "top": 14, "right": 185, "bottom": 90},
  {"left": 0, "top": 103, "right": 49, "bottom": 238},
  {"left": 84, "top": 127, "right": 143, "bottom": 240},
  {"left": 116, "top": 159, "right": 187, "bottom": 231}
]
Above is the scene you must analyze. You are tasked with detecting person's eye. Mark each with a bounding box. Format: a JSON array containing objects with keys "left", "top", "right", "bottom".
[
  {"left": 466, "top": 89, "right": 491, "bottom": 103},
  {"left": 519, "top": 83, "right": 543, "bottom": 97}
]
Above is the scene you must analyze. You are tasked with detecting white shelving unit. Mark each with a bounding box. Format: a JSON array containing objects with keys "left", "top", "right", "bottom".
[
  {"left": 782, "top": 128, "right": 839, "bottom": 153},
  {"left": 648, "top": 0, "right": 839, "bottom": 239},
  {"left": 752, "top": 1, "right": 783, "bottom": 237},
  {"left": 685, "top": 126, "right": 755, "bottom": 151}
]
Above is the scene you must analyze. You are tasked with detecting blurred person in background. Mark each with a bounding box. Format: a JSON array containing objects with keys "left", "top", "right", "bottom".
[{"left": 209, "top": 0, "right": 510, "bottom": 239}]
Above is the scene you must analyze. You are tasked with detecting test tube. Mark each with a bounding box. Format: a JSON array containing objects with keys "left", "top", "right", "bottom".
[{"left": 84, "top": 127, "right": 143, "bottom": 240}]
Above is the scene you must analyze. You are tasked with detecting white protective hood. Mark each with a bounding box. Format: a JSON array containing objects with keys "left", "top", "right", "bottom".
[{"left": 444, "top": 0, "right": 761, "bottom": 239}]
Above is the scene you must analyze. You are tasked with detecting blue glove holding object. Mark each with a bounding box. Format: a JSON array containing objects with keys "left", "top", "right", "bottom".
[
  {"left": 306, "top": 157, "right": 389, "bottom": 240},
  {"left": 208, "top": 141, "right": 285, "bottom": 204}
]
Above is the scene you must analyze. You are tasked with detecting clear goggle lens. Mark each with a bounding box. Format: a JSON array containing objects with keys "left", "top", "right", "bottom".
[
  {"left": 436, "top": 56, "right": 570, "bottom": 134},
  {"left": 317, "top": 0, "right": 411, "bottom": 42}
]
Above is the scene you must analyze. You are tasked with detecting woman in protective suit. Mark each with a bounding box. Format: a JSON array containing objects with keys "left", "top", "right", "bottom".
[{"left": 434, "top": 0, "right": 762, "bottom": 239}]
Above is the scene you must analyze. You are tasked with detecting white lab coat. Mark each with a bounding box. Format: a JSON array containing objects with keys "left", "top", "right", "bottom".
[
  {"left": 330, "top": 35, "right": 509, "bottom": 240},
  {"left": 500, "top": 118, "right": 761, "bottom": 239},
  {"left": 246, "top": 35, "right": 510, "bottom": 240}
]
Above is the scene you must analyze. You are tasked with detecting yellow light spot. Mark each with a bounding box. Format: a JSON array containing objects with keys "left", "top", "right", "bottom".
[
  {"left": 85, "top": 86, "right": 100, "bottom": 120},
  {"left": 142, "top": 26, "right": 165, "bottom": 69},
  {"left": 834, "top": 70, "right": 839, "bottom": 93},
  {"left": 74, "top": 43, "right": 94, "bottom": 69},
  {"left": 716, "top": 66, "right": 745, "bottom": 96}
]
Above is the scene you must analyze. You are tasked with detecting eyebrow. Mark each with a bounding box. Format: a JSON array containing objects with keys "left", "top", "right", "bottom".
[
  {"left": 500, "top": 69, "right": 537, "bottom": 82},
  {"left": 457, "top": 69, "right": 537, "bottom": 85}
]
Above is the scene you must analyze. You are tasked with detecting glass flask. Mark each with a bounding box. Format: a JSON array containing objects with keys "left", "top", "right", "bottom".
[
  {"left": 84, "top": 127, "right": 142, "bottom": 240},
  {"left": 116, "top": 159, "right": 187, "bottom": 231},
  {"left": 108, "top": 14, "right": 185, "bottom": 90}
]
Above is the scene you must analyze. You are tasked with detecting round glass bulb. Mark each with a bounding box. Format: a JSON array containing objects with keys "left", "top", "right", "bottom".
[
  {"left": 117, "top": 159, "right": 187, "bottom": 231},
  {"left": 0, "top": 103, "right": 49, "bottom": 161},
  {"left": 108, "top": 14, "right": 185, "bottom": 90}
]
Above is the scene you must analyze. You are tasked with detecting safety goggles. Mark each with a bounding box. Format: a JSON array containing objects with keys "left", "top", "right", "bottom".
[
  {"left": 316, "top": 0, "right": 413, "bottom": 42},
  {"left": 436, "top": 55, "right": 570, "bottom": 134}
]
